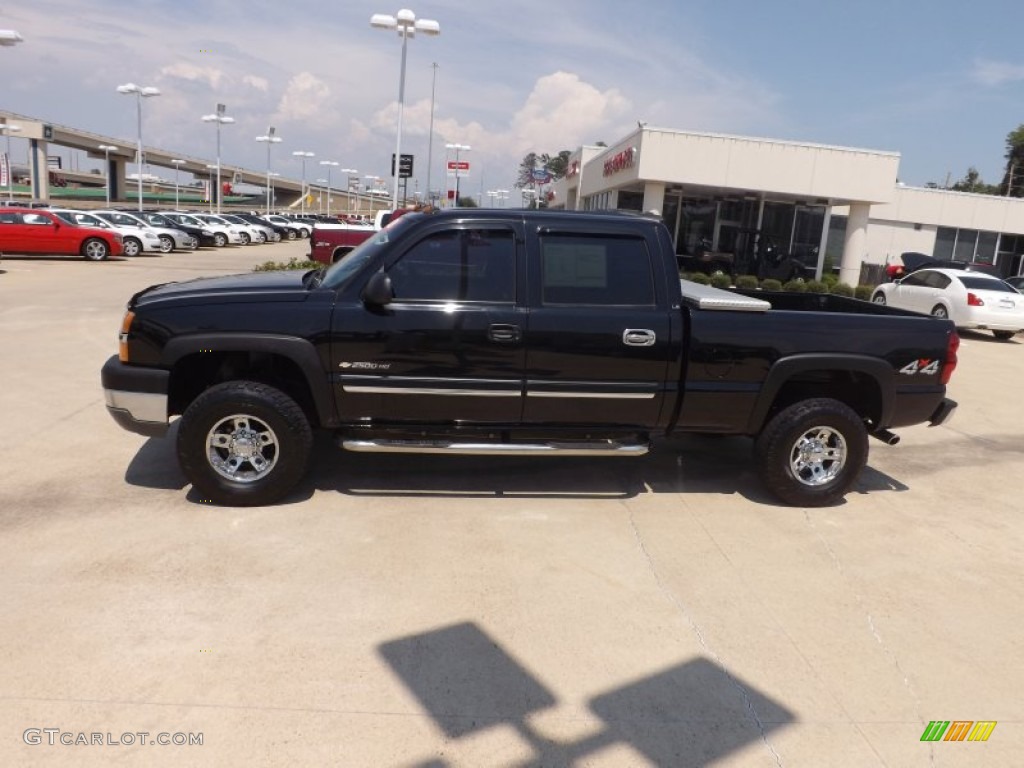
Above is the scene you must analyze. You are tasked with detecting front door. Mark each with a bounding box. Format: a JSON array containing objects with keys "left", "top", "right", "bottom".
[
  {"left": 330, "top": 221, "right": 526, "bottom": 425},
  {"left": 522, "top": 225, "right": 676, "bottom": 428}
]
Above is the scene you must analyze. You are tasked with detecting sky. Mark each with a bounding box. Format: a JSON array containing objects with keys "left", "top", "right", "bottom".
[{"left": 4, "top": 0, "right": 1024, "bottom": 200}]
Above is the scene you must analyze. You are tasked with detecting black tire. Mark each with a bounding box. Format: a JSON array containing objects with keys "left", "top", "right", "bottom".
[
  {"left": 931, "top": 304, "right": 949, "bottom": 319},
  {"left": 122, "top": 237, "right": 141, "bottom": 257},
  {"left": 213, "top": 232, "right": 228, "bottom": 247},
  {"left": 158, "top": 235, "right": 174, "bottom": 253},
  {"left": 81, "top": 238, "right": 109, "bottom": 261},
  {"left": 871, "top": 293, "right": 886, "bottom": 305},
  {"left": 286, "top": 229, "right": 297, "bottom": 241},
  {"left": 256, "top": 231, "right": 267, "bottom": 244},
  {"left": 239, "top": 232, "right": 251, "bottom": 245},
  {"left": 993, "top": 330, "right": 1015, "bottom": 341},
  {"left": 754, "top": 398, "right": 868, "bottom": 507},
  {"left": 176, "top": 381, "right": 313, "bottom": 507}
]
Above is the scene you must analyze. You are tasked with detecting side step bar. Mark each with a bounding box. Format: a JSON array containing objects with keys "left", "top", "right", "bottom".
[{"left": 340, "top": 438, "right": 650, "bottom": 457}]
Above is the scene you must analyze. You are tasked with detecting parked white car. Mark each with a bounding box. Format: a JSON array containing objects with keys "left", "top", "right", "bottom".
[
  {"left": 219, "top": 213, "right": 276, "bottom": 244},
  {"left": 191, "top": 214, "right": 248, "bottom": 246},
  {"left": 51, "top": 209, "right": 162, "bottom": 257},
  {"left": 94, "top": 210, "right": 194, "bottom": 253},
  {"left": 260, "top": 214, "right": 308, "bottom": 239},
  {"left": 871, "top": 268, "right": 1024, "bottom": 340}
]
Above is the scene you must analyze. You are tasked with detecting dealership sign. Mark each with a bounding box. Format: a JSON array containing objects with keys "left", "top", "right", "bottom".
[{"left": 603, "top": 147, "right": 635, "bottom": 176}]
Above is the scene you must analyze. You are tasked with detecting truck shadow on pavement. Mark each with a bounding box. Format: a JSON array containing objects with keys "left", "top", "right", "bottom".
[
  {"left": 379, "top": 621, "right": 794, "bottom": 768},
  {"left": 123, "top": 428, "right": 909, "bottom": 506}
]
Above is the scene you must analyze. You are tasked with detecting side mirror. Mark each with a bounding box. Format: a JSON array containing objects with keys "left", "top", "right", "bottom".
[{"left": 361, "top": 271, "right": 393, "bottom": 306}]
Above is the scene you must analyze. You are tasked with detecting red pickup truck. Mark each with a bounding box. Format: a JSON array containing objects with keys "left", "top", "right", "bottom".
[{"left": 309, "top": 209, "right": 415, "bottom": 265}]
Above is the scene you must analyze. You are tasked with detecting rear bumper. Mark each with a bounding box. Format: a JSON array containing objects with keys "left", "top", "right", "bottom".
[
  {"left": 929, "top": 397, "right": 957, "bottom": 427},
  {"left": 101, "top": 355, "right": 170, "bottom": 437}
]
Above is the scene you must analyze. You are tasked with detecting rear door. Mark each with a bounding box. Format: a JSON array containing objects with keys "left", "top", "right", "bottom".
[{"left": 521, "top": 223, "right": 675, "bottom": 428}]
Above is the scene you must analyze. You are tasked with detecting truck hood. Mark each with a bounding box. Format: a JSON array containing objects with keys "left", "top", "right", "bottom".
[{"left": 131, "top": 270, "right": 313, "bottom": 309}]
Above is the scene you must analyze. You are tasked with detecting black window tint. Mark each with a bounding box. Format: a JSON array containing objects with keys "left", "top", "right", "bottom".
[
  {"left": 0, "top": 212, "right": 18, "bottom": 224},
  {"left": 389, "top": 228, "right": 515, "bottom": 302},
  {"left": 923, "top": 272, "right": 951, "bottom": 289},
  {"left": 540, "top": 234, "right": 655, "bottom": 306},
  {"left": 959, "top": 276, "right": 1017, "bottom": 293},
  {"left": 901, "top": 271, "right": 930, "bottom": 287}
]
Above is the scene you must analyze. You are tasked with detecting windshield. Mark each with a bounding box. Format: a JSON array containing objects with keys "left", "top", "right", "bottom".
[
  {"left": 173, "top": 214, "right": 202, "bottom": 227},
  {"left": 143, "top": 213, "right": 174, "bottom": 227},
  {"left": 320, "top": 213, "right": 422, "bottom": 290},
  {"left": 100, "top": 211, "right": 148, "bottom": 228}
]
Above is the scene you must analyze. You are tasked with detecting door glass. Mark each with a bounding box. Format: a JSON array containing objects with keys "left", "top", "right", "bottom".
[
  {"left": 389, "top": 228, "right": 515, "bottom": 302},
  {"left": 539, "top": 234, "right": 654, "bottom": 306}
]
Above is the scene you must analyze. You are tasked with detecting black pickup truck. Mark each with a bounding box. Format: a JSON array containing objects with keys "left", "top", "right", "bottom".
[{"left": 101, "top": 209, "right": 958, "bottom": 507}]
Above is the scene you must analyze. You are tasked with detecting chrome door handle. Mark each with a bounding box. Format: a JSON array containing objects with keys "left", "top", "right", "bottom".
[
  {"left": 623, "top": 329, "right": 656, "bottom": 347},
  {"left": 488, "top": 323, "right": 522, "bottom": 344}
]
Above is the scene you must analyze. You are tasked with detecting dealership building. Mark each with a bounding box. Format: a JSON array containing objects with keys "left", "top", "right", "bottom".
[{"left": 547, "top": 126, "right": 1024, "bottom": 283}]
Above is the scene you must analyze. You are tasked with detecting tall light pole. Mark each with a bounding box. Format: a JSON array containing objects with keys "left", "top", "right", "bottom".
[
  {"left": 370, "top": 8, "right": 441, "bottom": 211},
  {"left": 98, "top": 144, "right": 117, "bottom": 205},
  {"left": 496, "top": 189, "right": 508, "bottom": 208},
  {"left": 292, "top": 150, "right": 315, "bottom": 214},
  {"left": 315, "top": 178, "right": 328, "bottom": 213},
  {"left": 256, "top": 126, "right": 283, "bottom": 215},
  {"left": 319, "top": 160, "right": 339, "bottom": 216},
  {"left": 340, "top": 168, "right": 359, "bottom": 214},
  {"left": 170, "top": 159, "right": 186, "bottom": 208},
  {"left": 445, "top": 143, "right": 470, "bottom": 207},
  {"left": 1, "top": 123, "right": 22, "bottom": 202},
  {"left": 201, "top": 104, "right": 234, "bottom": 214},
  {"left": 427, "top": 62, "right": 438, "bottom": 206},
  {"left": 116, "top": 83, "right": 161, "bottom": 211}
]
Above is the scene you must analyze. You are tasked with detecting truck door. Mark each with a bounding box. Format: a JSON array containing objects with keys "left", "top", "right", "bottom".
[
  {"left": 522, "top": 225, "right": 675, "bottom": 428},
  {"left": 331, "top": 221, "right": 526, "bottom": 424}
]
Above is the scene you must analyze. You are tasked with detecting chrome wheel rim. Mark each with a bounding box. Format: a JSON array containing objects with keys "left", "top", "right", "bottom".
[
  {"left": 123, "top": 239, "right": 139, "bottom": 256},
  {"left": 159, "top": 236, "right": 173, "bottom": 253},
  {"left": 789, "top": 426, "right": 846, "bottom": 487},
  {"left": 84, "top": 240, "right": 106, "bottom": 260},
  {"left": 932, "top": 306, "right": 948, "bottom": 318},
  {"left": 206, "top": 414, "right": 279, "bottom": 483},
  {"left": 872, "top": 295, "right": 885, "bottom": 304}
]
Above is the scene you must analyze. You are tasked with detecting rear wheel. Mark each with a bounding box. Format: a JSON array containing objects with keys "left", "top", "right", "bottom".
[
  {"left": 755, "top": 398, "right": 868, "bottom": 507},
  {"left": 993, "top": 330, "right": 1016, "bottom": 341},
  {"left": 122, "top": 237, "right": 141, "bottom": 257},
  {"left": 158, "top": 235, "right": 174, "bottom": 253},
  {"left": 176, "top": 381, "right": 313, "bottom": 507},
  {"left": 81, "top": 238, "right": 109, "bottom": 261},
  {"left": 931, "top": 304, "right": 949, "bottom": 319}
]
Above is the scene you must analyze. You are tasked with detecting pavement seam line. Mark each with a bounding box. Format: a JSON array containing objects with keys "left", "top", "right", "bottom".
[{"left": 624, "top": 503, "right": 785, "bottom": 768}]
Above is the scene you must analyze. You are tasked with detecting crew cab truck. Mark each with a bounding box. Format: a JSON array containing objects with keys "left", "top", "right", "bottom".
[{"left": 102, "top": 209, "right": 958, "bottom": 507}]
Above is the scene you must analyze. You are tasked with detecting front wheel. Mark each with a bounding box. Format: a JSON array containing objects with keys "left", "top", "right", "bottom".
[
  {"left": 213, "top": 232, "right": 228, "bottom": 247},
  {"left": 158, "top": 235, "right": 174, "bottom": 253},
  {"left": 81, "top": 238, "right": 109, "bottom": 261},
  {"left": 239, "top": 232, "right": 251, "bottom": 245},
  {"left": 286, "top": 229, "right": 297, "bottom": 241},
  {"left": 754, "top": 398, "right": 868, "bottom": 507},
  {"left": 122, "top": 237, "right": 141, "bottom": 257},
  {"left": 176, "top": 381, "right": 313, "bottom": 506},
  {"left": 871, "top": 293, "right": 886, "bottom": 305},
  {"left": 993, "top": 330, "right": 1016, "bottom": 341}
]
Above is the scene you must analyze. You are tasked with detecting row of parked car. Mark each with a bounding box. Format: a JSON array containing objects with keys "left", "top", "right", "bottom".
[{"left": 0, "top": 206, "right": 323, "bottom": 261}]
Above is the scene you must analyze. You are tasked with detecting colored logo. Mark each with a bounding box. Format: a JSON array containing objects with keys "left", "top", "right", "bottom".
[{"left": 920, "top": 720, "right": 996, "bottom": 742}]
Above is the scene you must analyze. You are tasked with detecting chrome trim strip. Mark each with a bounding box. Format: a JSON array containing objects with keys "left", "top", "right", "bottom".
[
  {"left": 103, "top": 389, "right": 168, "bottom": 423},
  {"left": 342, "top": 439, "right": 649, "bottom": 457},
  {"left": 526, "top": 391, "right": 656, "bottom": 399},
  {"left": 342, "top": 386, "right": 520, "bottom": 397}
]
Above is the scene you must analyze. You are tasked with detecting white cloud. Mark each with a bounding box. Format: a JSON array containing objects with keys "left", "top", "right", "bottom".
[
  {"left": 971, "top": 59, "right": 1024, "bottom": 87},
  {"left": 274, "top": 72, "right": 331, "bottom": 123},
  {"left": 243, "top": 75, "right": 269, "bottom": 92},
  {"left": 159, "top": 63, "right": 224, "bottom": 90}
]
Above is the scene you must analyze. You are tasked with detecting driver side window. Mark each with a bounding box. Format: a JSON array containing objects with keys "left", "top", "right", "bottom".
[{"left": 388, "top": 228, "right": 515, "bottom": 303}]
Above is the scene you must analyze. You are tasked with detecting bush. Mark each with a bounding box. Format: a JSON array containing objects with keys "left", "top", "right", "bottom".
[
  {"left": 830, "top": 282, "right": 855, "bottom": 297},
  {"left": 783, "top": 279, "right": 808, "bottom": 292},
  {"left": 709, "top": 271, "right": 732, "bottom": 289},
  {"left": 760, "top": 278, "right": 783, "bottom": 291},
  {"left": 254, "top": 258, "right": 321, "bottom": 272},
  {"left": 821, "top": 272, "right": 839, "bottom": 287},
  {"left": 734, "top": 274, "right": 759, "bottom": 290},
  {"left": 854, "top": 284, "right": 875, "bottom": 301},
  {"left": 804, "top": 280, "right": 829, "bottom": 294},
  {"left": 686, "top": 271, "right": 710, "bottom": 285}
]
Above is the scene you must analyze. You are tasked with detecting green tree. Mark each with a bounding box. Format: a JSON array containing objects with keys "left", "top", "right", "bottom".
[
  {"left": 515, "top": 152, "right": 539, "bottom": 189},
  {"left": 456, "top": 196, "right": 478, "bottom": 207},
  {"left": 1000, "top": 124, "right": 1024, "bottom": 197},
  {"left": 950, "top": 167, "right": 1000, "bottom": 195},
  {"left": 540, "top": 150, "right": 571, "bottom": 180}
]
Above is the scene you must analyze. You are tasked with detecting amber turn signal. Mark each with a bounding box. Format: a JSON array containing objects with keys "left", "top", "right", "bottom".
[{"left": 118, "top": 310, "right": 135, "bottom": 362}]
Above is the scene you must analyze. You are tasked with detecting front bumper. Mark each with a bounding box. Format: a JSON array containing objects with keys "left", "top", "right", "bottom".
[
  {"left": 101, "top": 355, "right": 170, "bottom": 437},
  {"left": 929, "top": 397, "right": 957, "bottom": 427}
]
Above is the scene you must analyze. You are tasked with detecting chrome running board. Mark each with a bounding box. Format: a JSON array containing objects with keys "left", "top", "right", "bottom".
[{"left": 340, "top": 438, "right": 649, "bottom": 457}]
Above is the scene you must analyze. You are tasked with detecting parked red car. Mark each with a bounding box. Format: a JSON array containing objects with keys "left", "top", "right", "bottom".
[{"left": 0, "top": 207, "right": 123, "bottom": 261}]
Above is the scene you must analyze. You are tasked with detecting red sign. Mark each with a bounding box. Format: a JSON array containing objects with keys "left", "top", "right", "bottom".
[
  {"left": 603, "top": 147, "right": 635, "bottom": 176},
  {"left": 447, "top": 161, "right": 470, "bottom": 171}
]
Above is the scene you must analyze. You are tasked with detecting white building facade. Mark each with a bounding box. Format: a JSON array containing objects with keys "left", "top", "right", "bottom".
[{"left": 547, "top": 126, "right": 1024, "bottom": 282}]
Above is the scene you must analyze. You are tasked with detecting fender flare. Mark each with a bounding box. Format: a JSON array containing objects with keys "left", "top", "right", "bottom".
[
  {"left": 745, "top": 353, "right": 894, "bottom": 434},
  {"left": 162, "top": 333, "right": 336, "bottom": 426}
]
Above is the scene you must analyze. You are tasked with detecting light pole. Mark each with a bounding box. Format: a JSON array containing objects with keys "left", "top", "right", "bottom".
[
  {"left": 97, "top": 144, "right": 117, "bottom": 205},
  {"left": 256, "top": 126, "right": 283, "bottom": 215},
  {"left": 204, "top": 164, "right": 218, "bottom": 212},
  {"left": 496, "top": 189, "right": 509, "bottom": 208},
  {"left": 445, "top": 143, "right": 470, "bottom": 207},
  {"left": 0, "top": 29, "right": 24, "bottom": 46},
  {"left": 315, "top": 179, "right": 328, "bottom": 214},
  {"left": 116, "top": 83, "right": 161, "bottom": 211},
  {"left": 1, "top": 123, "right": 22, "bottom": 202},
  {"left": 201, "top": 104, "right": 234, "bottom": 214},
  {"left": 340, "top": 168, "right": 359, "bottom": 214},
  {"left": 370, "top": 8, "right": 441, "bottom": 211},
  {"left": 292, "top": 150, "right": 315, "bottom": 215},
  {"left": 170, "top": 159, "right": 186, "bottom": 208},
  {"left": 363, "top": 175, "right": 380, "bottom": 216},
  {"left": 319, "top": 160, "right": 339, "bottom": 216},
  {"left": 427, "top": 62, "right": 438, "bottom": 206}
]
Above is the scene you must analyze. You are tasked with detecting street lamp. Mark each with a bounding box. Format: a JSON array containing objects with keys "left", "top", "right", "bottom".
[
  {"left": 315, "top": 178, "right": 328, "bottom": 214},
  {"left": 0, "top": 29, "right": 24, "bottom": 47},
  {"left": 340, "top": 168, "right": 359, "bottom": 213},
  {"left": 495, "top": 188, "right": 508, "bottom": 208},
  {"left": 292, "top": 150, "right": 315, "bottom": 214},
  {"left": 319, "top": 160, "right": 339, "bottom": 216},
  {"left": 1, "top": 123, "right": 22, "bottom": 202},
  {"left": 116, "top": 82, "right": 161, "bottom": 211},
  {"left": 445, "top": 143, "right": 470, "bottom": 207},
  {"left": 256, "top": 126, "right": 283, "bottom": 214},
  {"left": 98, "top": 144, "right": 117, "bottom": 205},
  {"left": 201, "top": 104, "right": 234, "bottom": 214},
  {"left": 370, "top": 8, "right": 441, "bottom": 211},
  {"left": 169, "top": 159, "right": 186, "bottom": 208}
]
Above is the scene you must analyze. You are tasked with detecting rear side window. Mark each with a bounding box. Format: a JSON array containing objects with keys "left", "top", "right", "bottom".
[
  {"left": 959, "top": 276, "right": 1017, "bottom": 293},
  {"left": 901, "top": 271, "right": 930, "bottom": 287},
  {"left": 389, "top": 228, "right": 515, "bottom": 302},
  {"left": 922, "top": 272, "right": 951, "bottom": 289},
  {"left": 539, "top": 233, "right": 655, "bottom": 306},
  {"left": 22, "top": 213, "right": 52, "bottom": 226}
]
